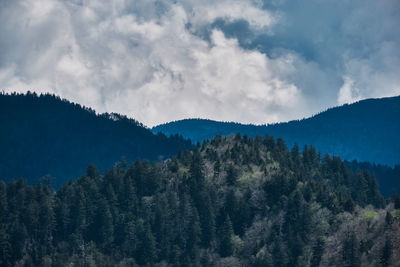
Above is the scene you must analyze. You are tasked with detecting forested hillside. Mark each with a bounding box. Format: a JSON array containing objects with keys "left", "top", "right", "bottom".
[
  {"left": 152, "top": 96, "right": 400, "bottom": 166},
  {"left": 345, "top": 161, "right": 400, "bottom": 197},
  {"left": 0, "top": 92, "right": 192, "bottom": 187},
  {"left": 1, "top": 134, "right": 399, "bottom": 266}
]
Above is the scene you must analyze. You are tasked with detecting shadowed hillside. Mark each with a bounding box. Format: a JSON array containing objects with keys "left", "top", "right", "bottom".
[
  {"left": 153, "top": 96, "right": 400, "bottom": 166},
  {"left": 0, "top": 92, "right": 192, "bottom": 187}
]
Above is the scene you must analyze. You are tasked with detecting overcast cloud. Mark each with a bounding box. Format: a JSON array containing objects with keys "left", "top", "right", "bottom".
[{"left": 0, "top": 0, "right": 399, "bottom": 126}]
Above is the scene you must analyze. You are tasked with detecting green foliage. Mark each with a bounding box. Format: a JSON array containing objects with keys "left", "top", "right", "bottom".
[
  {"left": 226, "top": 164, "right": 238, "bottom": 186},
  {"left": 342, "top": 232, "right": 361, "bottom": 267},
  {"left": 219, "top": 215, "right": 234, "bottom": 257},
  {"left": 0, "top": 134, "right": 397, "bottom": 266}
]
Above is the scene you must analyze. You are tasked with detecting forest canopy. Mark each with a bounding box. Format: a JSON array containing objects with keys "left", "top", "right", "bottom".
[{"left": 1, "top": 134, "right": 399, "bottom": 266}]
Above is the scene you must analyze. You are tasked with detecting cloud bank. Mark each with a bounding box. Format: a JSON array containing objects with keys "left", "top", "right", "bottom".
[{"left": 0, "top": 0, "right": 399, "bottom": 126}]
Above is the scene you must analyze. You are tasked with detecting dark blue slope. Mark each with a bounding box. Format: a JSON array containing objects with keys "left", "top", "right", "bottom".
[
  {"left": 153, "top": 96, "right": 400, "bottom": 166},
  {"left": 0, "top": 93, "right": 192, "bottom": 187}
]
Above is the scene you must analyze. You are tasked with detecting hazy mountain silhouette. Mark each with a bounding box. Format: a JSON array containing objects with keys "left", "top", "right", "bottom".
[
  {"left": 0, "top": 92, "right": 192, "bottom": 187},
  {"left": 153, "top": 96, "right": 400, "bottom": 167}
]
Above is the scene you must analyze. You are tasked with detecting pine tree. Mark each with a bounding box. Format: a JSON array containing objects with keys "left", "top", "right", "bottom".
[
  {"left": 10, "top": 221, "right": 28, "bottom": 262},
  {"left": 342, "top": 232, "right": 360, "bottom": 267},
  {"left": 225, "top": 189, "right": 237, "bottom": 231},
  {"left": 273, "top": 236, "right": 289, "bottom": 267},
  {"left": 99, "top": 200, "right": 114, "bottom": 247},
  {"left": 135, "top": 220, "right": 156, "bottom": 265},
  {"left": 254, "top": 246, "right": 273, "bottom": 267},
  {"left": 185, "top": 208, "right": 201, "bottom": 262},
  {"left": 226, "top": 164, "right": 238, "bottom": 186},
  {"left": 291, "top": 143, "right": 301, "bottom": 169},
  {"left": 353, "top": 172, "right": 369, "bottom": 206},
  {"left": 122, "top": 221, "right": 136, "bottom": 257},
  {"left": 0, "top": 229, "right": 11, "bottom": 266},
  {"left": 86, "top": 163, "right": 99, "bottom": 179},
  {"left": 0, "top": 181, "right": 7, "bottom": 223},
  {"left": 198, "top": 193, "right": 215, "bottom": 248},
  {"left": 311, "top": 237, "right": 325, "bottom": 267},
  {"left": 344, "top": 197, "right": 355, "bottom": 213},
  {"left": 153, "top": 194, "right": 170, "bottom": 261},
  {"left": 214, "top": 159, "right": 221, "bottom": 177},
  {"left": 190, "top": 149, "right": 205, "bottom": 184},
  {"left": 379, "top": 237, "right": 392, "bottom": 267},
  {"left": 235, "top": 197, "right": 251, "bottom": 236},
  {"left": 189, "top": 149, "right": 206, "bottom": 207},
  {"left": 219, "top": 215, "right": 234, "bottom": 257},
  {"left": 385, "top": 212, "right": 393, "bottom": 226},
  {"left": 200, "top": 250, "right": 212, "bottom": 267},
  {"left": 394, "top": 193, "right": 400, "bottom": 209}
]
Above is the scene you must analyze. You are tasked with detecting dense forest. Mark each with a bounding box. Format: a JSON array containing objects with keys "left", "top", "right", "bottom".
[
  {"left": 345, "top": 161, "right": 400, "bottom": 197},
  {"left": 1, "top": 134, "right": 399, "bottom": 266},
  {"left": 0, "top": 92, "right": 192, "bottom": 187},
  {"left": 152, "top": 96, "right": 400, "bottom": 166}
]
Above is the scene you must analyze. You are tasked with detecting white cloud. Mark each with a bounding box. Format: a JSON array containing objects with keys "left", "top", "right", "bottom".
[
  {"left": 339, "top": 41, "right": 400, "bottom": 103},
  {"left": 338, "top": 76, "right": 361, "bottom": 105},
  {"left": 0, "top": 0, "right": 399, "bottom": 126},
  {"left": 187, "top": 0, "right": 276, "bottom": 30}
]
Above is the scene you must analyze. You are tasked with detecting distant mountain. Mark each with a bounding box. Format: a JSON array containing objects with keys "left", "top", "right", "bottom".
[
  {"left": 153, "top": 96, "right": 400, "bottom": 167},
  {"left": 0, "top": 92, "right": 192, "bottom": 187}
]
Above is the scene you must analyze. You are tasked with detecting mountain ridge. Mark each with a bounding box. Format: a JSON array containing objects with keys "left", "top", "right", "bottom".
[
  {"left": 152, "top": 95, "right": 400, "bottom": 166},
  {"left": 0, "top": 92, "right": 192, "bottom": 187}
]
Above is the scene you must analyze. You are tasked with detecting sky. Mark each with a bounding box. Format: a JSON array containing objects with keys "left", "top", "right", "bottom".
[{"left": 0, "top": 0, "right": 399, "bottom": 127}]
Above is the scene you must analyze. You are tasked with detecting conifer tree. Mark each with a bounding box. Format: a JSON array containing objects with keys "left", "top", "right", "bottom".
[
  {"left": 393, "top": 193, "right": 400, "bottom": 209},
  {"left": 385, "top": 212, "right": 393, "bottom": 226},
  {"left": 219, "top": 215, "right": 234, "bottom": 257},
  {"left": 0, "top": 229, "right": 10, "bottom": 266},
  {"left": 0, "top": 181, "right": 7, "bottom": 222},
  {"left": 226, "top": 164, "right": 238, "bottom": 186},
  {"left": 135, "top": 220, "right": 156, "bottom": 265},
  {"left": 379, "top": 237, "right": 392, "bottom": 267},
  {"left": 311, "top": 237, "right": 325, "bottom": 267},
  {"left": 185, "top": 208, "right": 201, "bottom": 262},
  {"left": 342, "top": 232, "right": 360, "bottom": 267},
  {"left": 273, "top": 236, "right": 289, "bottom": 267}
]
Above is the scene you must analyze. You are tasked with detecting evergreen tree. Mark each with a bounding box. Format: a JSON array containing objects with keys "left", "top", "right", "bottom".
[
  {"left": 291, "top": 143, "right": 301, "bottom": 169},
  {"left": 385, "top": 212, "right": 393, "bottom": 226},
  {"left": 189, "top": 149, "right": 205, "bottom": 207},
  {"left": 254, "top": 246, "right": 273, "bottom": 267},
  {"left": 0, "top": 181, "right": 7, "bottom": 223},
  {"left": 135, "top": 221, "right": 156, "bottom": 265},
  {"left": 311, "top": 237, "right": 325, "bottom": 267},
  {"left": 10, "top": 221, "right": 28, "bottom": 262},
  {"left": 0, "top": 134, "right": 397, "bottom": 266},
  {"left": 198, "top": 192, "right": 215, "bottom": 247},
  {"left": 344, "top": 197, "right": 355, "bottom": 213},
  {"left": 226, "top": 164, "right": 238, "bottom": 186},
  {"left": 273, "top": 236, "right": 289, "bottom": 267},
  {"left": 185, "top": 208, "right": 201, "bottom": 262},
  {"left": 342, "top": 232, "right": 360, "bottom": 267},
  {"left": 219, "top": 215, "right": 234, "bottom": 257},
  {"left": 86, "top": 163, "right": 99, "bottom": 179},
  {"left": 394, "top": 193, "right": 400, "bottom": 209},
  {"left": 0, "top": 229, "right": 11, "bottom": 266},
  {"left": 200, "top": 250, "right": 212, "bottom": 267},
  {"left": 379, "top": 237, "right": 392, "bottom": 267}
]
